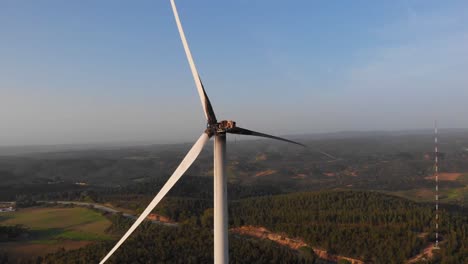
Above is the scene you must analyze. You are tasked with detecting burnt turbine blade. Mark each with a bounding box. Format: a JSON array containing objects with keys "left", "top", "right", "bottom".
[
  {"left": 199, "top": 76, "right": 217, "bottom": 124},
  {"left": 170, "top": 0, "right": 217, "bottom": 124},
  {"left": 227, "top": 127, "right": 305, "bottom": 147}
]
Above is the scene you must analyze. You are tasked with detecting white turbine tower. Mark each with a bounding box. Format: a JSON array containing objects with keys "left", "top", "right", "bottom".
[{"left": 100, "top": 1, "right": 304, "bottom": 263}]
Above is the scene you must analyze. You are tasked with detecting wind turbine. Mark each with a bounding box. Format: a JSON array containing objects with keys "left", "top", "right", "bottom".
[{"left": 100, "top": 1, "right": 304, "bottom": 263}]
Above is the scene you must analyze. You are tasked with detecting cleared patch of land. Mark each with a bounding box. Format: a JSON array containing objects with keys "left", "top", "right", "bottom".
[
  {"left": 291, "top": 173, "right": 307, "bottom": 179},
  {"left": 407, "top": 242, "right": 435, "bottom": 263},
  {"left": 391, "top": 188, "right": 434, "bottom": 202},
  {"left": 254, "top": 169, "right": 277, "bottom": 177},
  {"left": 425, "top": 172, "right": 463, "bottom": 181},
  {"left": 231, "top": 225, "right": 364, "bottom": 264},
  {"left": 390, "top": 186, "right": 468, "bottom": 203},
  {"left": 388, "top": 172, "right": 467, "bottom": 203},
  {"left": 0, "top": 206, "right": 113, "bottom": 259}
]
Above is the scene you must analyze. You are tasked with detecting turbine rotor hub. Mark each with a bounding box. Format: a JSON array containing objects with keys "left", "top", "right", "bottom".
[{"left": 206, "top": 120, "right": 236, "bottom": 136}]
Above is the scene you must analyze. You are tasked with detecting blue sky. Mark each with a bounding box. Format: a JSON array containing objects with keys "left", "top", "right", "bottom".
[{"left": 1, "top": 0, "right": 467, "bottom": 145}]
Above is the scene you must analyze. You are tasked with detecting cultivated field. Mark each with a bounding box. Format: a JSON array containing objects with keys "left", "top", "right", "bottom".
[
  {"left": 0, "top": 206, "right": 113, "bottom": 260},
  {"left": 389, "top": 172, "right": 468, "bottom": 203}
]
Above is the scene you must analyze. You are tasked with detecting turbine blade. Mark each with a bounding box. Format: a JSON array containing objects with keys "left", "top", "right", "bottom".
[
  {"left": 170, "top": 0, "right": 217, "bottom": 125},
  {"left": 100, "top": 132, "right": 210, "bottom": 263},
  {"left": 227, "top": 127, "right": 305, "bottom": 147}
]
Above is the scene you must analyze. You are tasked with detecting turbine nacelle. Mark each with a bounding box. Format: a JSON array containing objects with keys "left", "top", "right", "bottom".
[{"left": 207, "top": 120, "right": 237, "bottom": 136}]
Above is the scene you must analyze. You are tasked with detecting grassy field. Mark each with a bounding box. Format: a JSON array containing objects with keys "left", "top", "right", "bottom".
[
  {"left": 389, "top": 172, "right": 468, "bottom": 203},
  {"left": 0, "top": 206, "right": 113, "bottom": 260}
]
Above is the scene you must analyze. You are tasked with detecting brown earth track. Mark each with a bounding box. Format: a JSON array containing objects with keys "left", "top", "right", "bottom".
[
  {"left": 231, "top": 225, "right": 364, "bottom": 264},
  {"left": 254, "top": 169, "right": 277, "bottom": 177}
]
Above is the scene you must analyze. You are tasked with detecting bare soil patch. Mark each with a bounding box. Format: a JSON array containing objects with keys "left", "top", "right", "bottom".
[
  {"left": 425, "top": 172, "right": 462, "bottom": 181},
  {"left": 407, "top": 242, "right": 436, "bottom": 263},
  {"left": 254, "top": 169, "right": 276, "bottom": 177},
  {"left": 291, "top": 174, "right": 307, "bottom": 179}
]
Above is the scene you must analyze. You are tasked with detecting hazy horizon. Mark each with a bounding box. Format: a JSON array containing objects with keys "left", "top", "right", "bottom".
[
  {"left": 2, "top": 0, "right": 467, "bottom": 146},
  {"left": 1, "top": 127, "right": 467, "bottom": 150}
]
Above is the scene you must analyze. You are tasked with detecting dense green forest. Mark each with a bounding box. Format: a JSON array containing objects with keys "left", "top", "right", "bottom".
[
  {"left": 35, "top": 220, "right": 315, "bottom": 264},
  {"left": 147, "top": 191, "right": 467, "bottom": 263},
  {"left": 230, "top": 191, "right": 467, "bottom": 263}
]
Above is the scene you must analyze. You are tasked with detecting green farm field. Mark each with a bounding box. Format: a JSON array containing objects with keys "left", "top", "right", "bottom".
[
  {"left": 389, "top": 172, "right": 468, "bottom": 203},
  {"left": 0, "top": 206, "right": 113, "bottom": 260}
]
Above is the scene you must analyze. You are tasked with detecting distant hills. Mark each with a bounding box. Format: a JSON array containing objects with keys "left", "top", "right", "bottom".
[{"left": 2, "top": 128, "right": 468, "bottom": 156}]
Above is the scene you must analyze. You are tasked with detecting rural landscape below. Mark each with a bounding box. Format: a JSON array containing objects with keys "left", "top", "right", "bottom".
[{"left": 1, "top": 129, "right": 467, "bottom": 263}]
